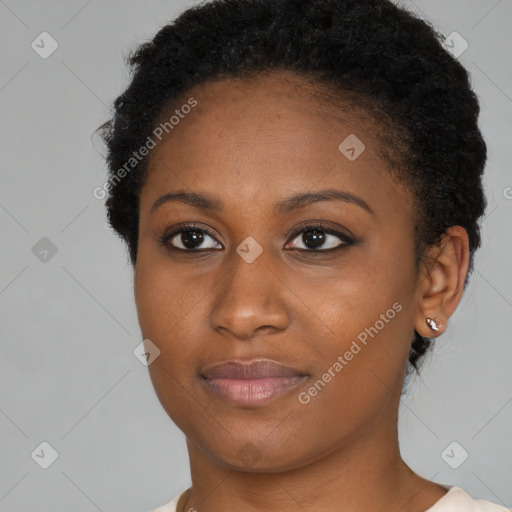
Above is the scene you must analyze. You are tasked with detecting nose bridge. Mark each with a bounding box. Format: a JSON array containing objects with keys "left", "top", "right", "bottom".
[{"left": 210, "top": 242, "right": 289, "bottom": 338}]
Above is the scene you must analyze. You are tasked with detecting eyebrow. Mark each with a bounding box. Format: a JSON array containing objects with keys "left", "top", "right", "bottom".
[
  {"left": 150, "top": 188, "right": 374, "bottom": 216},
  {"left": 274, "top": 189, "right": 374, "bottom": 215}
]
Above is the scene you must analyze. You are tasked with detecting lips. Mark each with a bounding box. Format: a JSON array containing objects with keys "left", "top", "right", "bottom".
[
  {"left": 202, "top": 359, "right": 308, "bottom": 379},
  {"left": 200, "top": 359, "right": 309, "bottom": 407}
]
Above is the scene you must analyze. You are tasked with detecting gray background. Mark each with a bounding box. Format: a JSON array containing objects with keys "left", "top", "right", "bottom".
[{"left": 1, "top": 1, "right": 511, "bottom": 511}]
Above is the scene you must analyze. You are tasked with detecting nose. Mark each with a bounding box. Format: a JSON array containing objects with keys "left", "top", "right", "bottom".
[{"left": 210, "top": 248, "right": 290, "bottom": 340}]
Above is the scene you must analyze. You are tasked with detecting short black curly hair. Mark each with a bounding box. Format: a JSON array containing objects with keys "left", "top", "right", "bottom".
[{"left": 98, "top": 0, "right": 487, "bottom": 377}]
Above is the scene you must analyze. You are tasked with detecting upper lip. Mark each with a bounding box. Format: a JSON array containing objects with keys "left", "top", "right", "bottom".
[{"left": 201, "top": 359, "right": 309, "bottom": 380}]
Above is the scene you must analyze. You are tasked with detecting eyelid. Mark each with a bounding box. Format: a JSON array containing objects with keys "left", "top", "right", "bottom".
[
  {"left": 159, "top": 220, "right": 354, "bottom": 253},
  {"left": 283, "top": 222, "right": 354, "bottom": 250},
  {"left": 159, "top": 222, "right": 224, "bottom": 250}
]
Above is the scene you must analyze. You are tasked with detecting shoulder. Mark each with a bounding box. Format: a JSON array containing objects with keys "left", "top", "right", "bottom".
[
  {"left": 426, "top": 486, "right": 510, "bottom": 512},
  {"left": 147, "top": 486, "right": 510, "bottom": 512},
  {"left": 147, "top": 489, "right": 188, "bottom": 512}
]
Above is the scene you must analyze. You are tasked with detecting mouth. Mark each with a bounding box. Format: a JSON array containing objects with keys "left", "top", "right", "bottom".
[{"left": 200, "top": 359, "right": 309, "bottom": 407}]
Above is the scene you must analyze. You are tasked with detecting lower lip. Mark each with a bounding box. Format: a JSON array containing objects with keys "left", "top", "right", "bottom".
[{"left": 201, "top": 376, "right": 307, "bottom": 406}]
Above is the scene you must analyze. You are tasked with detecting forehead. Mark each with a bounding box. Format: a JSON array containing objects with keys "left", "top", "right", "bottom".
[
  {"left": 141, "top": 70, "right": 411, "bottom": 217},
  {"left": 148, "top": 72, "right": 382, "bottom": 167},
  {"left": 159, "top": 70, "right": 382, "bottom": 140}
]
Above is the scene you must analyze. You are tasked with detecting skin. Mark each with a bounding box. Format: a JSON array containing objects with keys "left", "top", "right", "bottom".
[{"left": 134, "top": 70, "right": 469, "bottom": 512}]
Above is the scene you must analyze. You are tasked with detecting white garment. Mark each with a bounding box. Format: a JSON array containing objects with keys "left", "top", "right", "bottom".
[
  {"left": 425, "top": 487, "right": 510, "bottom": 512},
  {"left": 150, "top": 486, "right": 511, "bottom": 512}
]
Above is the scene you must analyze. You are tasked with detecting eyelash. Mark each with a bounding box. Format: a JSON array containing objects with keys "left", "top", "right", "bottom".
[
  {"left": 158, "top": 222, "right": 354, "bottom": 254},
  {"left": 286, "top": 223, "right": 353, "bottom": 252}
]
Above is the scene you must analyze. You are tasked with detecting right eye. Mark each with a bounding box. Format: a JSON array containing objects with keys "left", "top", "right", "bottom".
[{"left": 159, "top": 223, "right": 223, "bottom": 251}]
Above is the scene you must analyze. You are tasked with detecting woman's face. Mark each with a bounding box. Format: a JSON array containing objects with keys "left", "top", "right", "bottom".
[{"left": 134, "top": 71, "right": 422, "bottom": 471}]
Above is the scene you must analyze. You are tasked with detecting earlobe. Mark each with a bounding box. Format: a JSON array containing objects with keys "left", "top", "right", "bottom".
[{"left": 414, "top": 226, "right": 470, "bottom": 338}]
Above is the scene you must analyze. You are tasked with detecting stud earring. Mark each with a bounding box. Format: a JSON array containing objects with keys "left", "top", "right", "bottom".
[{"left": 426, "top": 317, "right": 441, "bottom": 332}]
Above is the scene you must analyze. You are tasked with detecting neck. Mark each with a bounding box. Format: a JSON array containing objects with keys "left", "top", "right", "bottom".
[{"left": 179, "top": 406, "right": 445, "bottom": 512}]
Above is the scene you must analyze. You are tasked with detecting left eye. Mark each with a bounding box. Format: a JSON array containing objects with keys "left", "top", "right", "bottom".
[
  {"left": 162, "top": 228, "right": 222, "bottom": 251},
  {"left": 286, "top": 226, "right": 352, "bottom": 251}
]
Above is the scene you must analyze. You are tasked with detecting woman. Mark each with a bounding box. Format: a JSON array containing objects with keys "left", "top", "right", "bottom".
[{"left": 99, "top": 0, "right": 509, "bottom": 510}]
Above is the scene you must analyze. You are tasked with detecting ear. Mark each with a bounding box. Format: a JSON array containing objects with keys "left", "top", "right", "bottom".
[{"left": 414, "top": 226, "right": 470, "bottom": 338}]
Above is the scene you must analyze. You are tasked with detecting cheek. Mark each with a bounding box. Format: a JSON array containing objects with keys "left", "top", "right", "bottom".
[
  {"left": 134, "top": 261, "right": 204, "bottom": 430},
  {"left": 283, "top": 247, "right": 413, "bottom": 350},
  {"left": 293, "top": 245, "right": 416, "bottom": 399},
  {"left": 134, "top": 256, "right": 213, "bottom": 374},
  {"left": 134, "top": 256, "right": 200, "bottom": 340},
  {"left": 290, "top": 301, "right": 412, "bottom": 456}
]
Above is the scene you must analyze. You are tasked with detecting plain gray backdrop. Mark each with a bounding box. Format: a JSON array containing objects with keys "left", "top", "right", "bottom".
[{"left": 1, "top": 1, "right": 511, "bottom": 511}]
